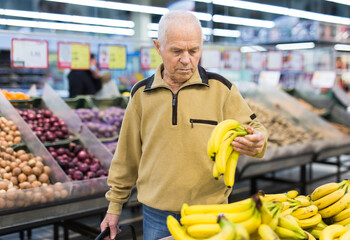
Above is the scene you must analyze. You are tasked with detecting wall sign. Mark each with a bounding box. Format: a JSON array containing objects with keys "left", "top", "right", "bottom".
[
  {"left": 245, "top": 52, "right": 264, "bottom": 70},
  {"left": 223, "top": 50, "right": 241, "bottom": 70},
  {"left": 98, "top": 44, "right": 127, "bottom": 69},
  {"left": 57, "top": 42, "right": 90, "bottom": 70},
  {"left": 312, "top": 71, "right": 336, "bottom": 88},
  {"left": 11, "top": 39, "right": 49, "bottom": 69},
  {"left": 266, "top": 51, "right": 283, "bottom": 70},
  {"left": 140, "top": 47, "right": 162, "bottom": 70},
  {"left": 258, "top": 71, "right": 281, "bottom": 87}
]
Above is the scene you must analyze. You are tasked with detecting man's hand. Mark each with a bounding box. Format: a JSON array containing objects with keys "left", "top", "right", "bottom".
[
  {"left": 231, "top": 126, "right": 265, "bottom": 156},
  {"left": 100, "top": 213, "right": 120, "bottom": 240}
]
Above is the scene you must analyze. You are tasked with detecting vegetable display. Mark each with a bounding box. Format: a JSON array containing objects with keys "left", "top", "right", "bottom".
[
  {"left": 74, "top": 107, "right": 125, "bottom": 139},
  {"left": 17, "top": 108, "right": 70, "bottom": 142},
  {"left": 103, "top": 141, "right": 118, "bottom": 154},
  {"left": 48, "top": 142, "right": 108, "bottom": 181},
  {"left": 0, "top": 117, "right": 22, "bottom": 147},
  {"left": 1, "top": 89, "right": 30, "bottom": 100}
]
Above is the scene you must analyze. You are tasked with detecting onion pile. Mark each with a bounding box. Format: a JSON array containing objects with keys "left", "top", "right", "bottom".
[
  {"left": 48, "top": 142, "right": 108, "bottom": 181},
  {"left": 0, "top": 117, "right": 21, "bottom": 147},
  {"left": 17, "top": 109, "right": 70, "bottom": 142},
  {"left": 103, "top": 141, "right": 118, "bottom": 154},
  {"left": 74, "top": 107, "right": 125, "bottom": 139},
  {"left": 0, "top": 146, "right": 67, "bottom": 209}
]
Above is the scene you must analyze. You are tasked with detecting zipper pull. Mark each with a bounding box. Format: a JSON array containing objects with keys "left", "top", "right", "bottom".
[
  {"left": 172, "top": 95, "right": 176, "bottom": 106},
  {"left": 190, "top": 119, "right": 193, "bottom": 128}
]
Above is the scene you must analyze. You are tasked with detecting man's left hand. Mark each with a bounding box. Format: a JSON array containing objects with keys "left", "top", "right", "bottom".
[{"left": 231, "top": 126, "right": 265, "bottom": 156}]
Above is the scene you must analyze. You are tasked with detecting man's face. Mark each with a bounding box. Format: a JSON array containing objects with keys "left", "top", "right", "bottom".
[{"left": 154, "top": 24, "right": 202, "bottom": 83}]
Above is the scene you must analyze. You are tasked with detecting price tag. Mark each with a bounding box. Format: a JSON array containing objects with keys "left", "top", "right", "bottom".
[
  {"left": 245, "top": 52, "right": 264, "bottom": 70},
  {"left": 201, "top": 48, "right": 221, "bottom": 69},
  {"left": 98, "top": 44, "right": 127, "bottom": 69},
  {"left": 11, "top": 39, "right": 49, "bottom": 69},
  {"left": 258, "top": 71, "right": 281, "bottom": 87},
  {"left": 223, "top": 50, "right": 241, "bottom": 70},
  {"left": 266, "top": 51, "right": 283, "bottom": 70},
  {"left": 140, "top": 47, "right": 162, "bottom": 70},
  {"left": 311, "top": 71, "right": 336, "bottom": 88},
  {"left": 57, "top": 42, "right": 90, "bottom": 69}
]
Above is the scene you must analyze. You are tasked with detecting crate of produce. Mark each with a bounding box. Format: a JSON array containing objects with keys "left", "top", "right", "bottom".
[
  {"left": 64, "top": 95, "right": 95, "bottom": 109},
  {"left": 91, "top": 96, "right": 128, "bottom": 110}
]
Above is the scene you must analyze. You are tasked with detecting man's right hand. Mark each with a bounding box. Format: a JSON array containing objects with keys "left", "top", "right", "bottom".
[{"left": 100, "top": 213, "right": 120, "bottom": 240}]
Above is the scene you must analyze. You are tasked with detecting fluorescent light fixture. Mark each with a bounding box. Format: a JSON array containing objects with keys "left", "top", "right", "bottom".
[
  {"left": 326, "top": 0, "right": 350, "bottom": 5},
  {"left": 148, "top": 23, "right": 159, "bottom": 31},
  {"left": 276, "top": 42, "right": 315, "bottom": 50},
  {"left": 334, "top": 44, "right": 350, "bottom": 51},
  {"left": 192, "top": 12, "right": 212, "bottom": 21},
  {"left": 213, "top": 0, "right": 350, "bottom": 25},
  {"left": 202, "top": 27, "right": 213, "bottom": 35},
  {"left": 148, "top": 30, "right": 158, "bottom": 38},
  {"left": 213, "top": 14, "right": 274, "bottom": 28},
  {"left": 148, "top": 23, "right": 213, "bottom": 35},
  {"left": 0, "top": 8, "right": 134, "bottom": 28},
  {"left": 240, "top": 45, "right": 266, "bottom": 53},
  {"left": 0, "top": 18, "right": 134, "bottom": 35},
  {"left": 194, "top": 0, "right": 212, "bottom": 3},
  {"left": 212, "top": 29, "right": 240, "bottom": 38}
]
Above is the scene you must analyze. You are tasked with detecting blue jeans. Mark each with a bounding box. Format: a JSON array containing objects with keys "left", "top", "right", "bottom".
[{"left": 142, "top": 204, "right": 181, "bottom": 240}]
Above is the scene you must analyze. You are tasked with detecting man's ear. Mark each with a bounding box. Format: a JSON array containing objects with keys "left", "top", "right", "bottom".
[{"left": 153, "top": 39, "right": 161, "bottom": 55}]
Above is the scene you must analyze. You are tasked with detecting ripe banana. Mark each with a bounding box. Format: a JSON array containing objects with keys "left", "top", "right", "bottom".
[
  {"left": 181, "top": 203, "right": 189, "bottom": 218},
  {"left": 286, "top": 190, "right": 299, "bottom": 199},
  {"left": 261, "top": 193, "right": 289, "bottom": 202},
  {"left": 339, "top": 229, "right": 350, "bottom": 240},
  {"left": 207, "top": 119, "right": 241, "bottom": 160},
  {"left": 180, "top": 213, "right": 218, "bottom": 226},
  {"left": 223, "top": 150, "right": 240, "bottom": 188},
  {"left": 319, "top": 224, "right": 348, "bottom": 240},
  {"left": 212, "top": 162, "right": 222, "bottom": 180},
  {"left": 187, "top": 223, "right": 220, "bottom": 238},
  {"left": 238, "top": 208, "right": 261, "bottom": 234},
  {"left": 280, "top": 207, "right": 295, "bottom": 217},
  {"left": 167, "top": 215, "right": 196, "bottom": 240},
  {"left": 225, "top": 204, "right": 256, "bottom": 223},
  {"left": 304, "top": 230, "right": 316, "bottom": 240},
  {"left": 310, "top": 180, "right": 347, "bottom": 201},
  {"left": 313, "top": 188, "right": 345, "bottom": 210},
  {"left": 319, "top": 193, "right": 350, "bottom": 219},
  {"left": 291, "top": 205, "right": 318, "bottom": 220},
  {"left": 294, "top": 196, "right": 311, "bottom": 207},
  {"left": 297, "top": 213, "right": 322, "bottom": 229},
  {"left": 274, "top": 226, "right": 305, "bottom": 239},
  {"left": 215, "top": 130, "right": 236, "bottom": 174},
  {"left": 235, "top": 223, "right": 250, "bottom": 240},
  {"left": 258, "top": 224, "right": 280, "bottom": 240},
  {"left": 278, "top": 215, "right": 306, "bottom": 237},
  {"left": 332, "top": 206, "right": 350, "bottom": 222},
  {"left": 334, "top": 214, "right": 350, "bottom": 226},
  {"left": 184, "top": 197, "right": 253, "bottom": 215},
  {"left": 207, "top": 215, "right": 236, "bottom": 240}
]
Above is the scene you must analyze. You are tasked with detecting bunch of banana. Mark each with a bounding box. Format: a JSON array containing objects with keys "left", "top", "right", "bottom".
[
  {"left": 258, "top": 224, "right": 280, "bottom": 240},
  {"left": 305, "top": 220, "right": 328, "bottom": 239},
  {"left": 258, "top": 200, "right": 283, "bottom": 230},
  {"left": 207, "top": 119, "right": 248, "bottom": 188},
  {"left": 310, "top": 180, "right": 350, "bottom": 219},
  {"left": 181, "top": 196, "right": 261, "bottom": 235},
  {"left": 167, "top": 214, "right": 248, "bottom": 240},
  {"left": 319, "top": 224, "right": 350, "bottom": 240},
  {"left": 330, "top": 203, "right": 350, "bottom": 226},
  {"left": 275, "top": 215, "right": 308, "bottom": 239}
]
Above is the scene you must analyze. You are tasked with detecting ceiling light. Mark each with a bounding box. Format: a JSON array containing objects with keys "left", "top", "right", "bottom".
[
  {"left": 326, "top": 0, "right": 350, "bottom": 5},
  {"left": 212, "top": 0, "right": 350, "bottom": 25},
  {"left": 240, "top": 45, "right": 266, "bottom": 53},
  {"left": 0, "top": 8, "right": 134, "bottom": 28},
  {"left": 213, "top": 14, "right": 274, "bottom": 28},
  {"left": 212, "top": 29, "right": 241, "bottom": 38},
  {"left": 0, "top": 19, "right": 134, "bottom": 36},
  {"left": 334, "top": 44, "right": 350, "bottom": 51},
  {"left": 276, "top": 42, "right": 315, "bottom": 50}
]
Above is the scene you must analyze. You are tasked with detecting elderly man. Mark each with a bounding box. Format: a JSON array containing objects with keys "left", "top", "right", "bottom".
[{"left": 100, "top": 10, "right": 267, "bottom": 240}]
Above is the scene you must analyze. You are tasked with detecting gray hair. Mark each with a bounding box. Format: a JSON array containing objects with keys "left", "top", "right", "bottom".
[{"left": 157, "top": 10, "right": 203, "bottom": 48}]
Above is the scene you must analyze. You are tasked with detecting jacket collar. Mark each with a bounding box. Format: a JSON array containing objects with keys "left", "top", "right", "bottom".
[{"left": 144, "top": 64, "right": 209, "bottom": 91}]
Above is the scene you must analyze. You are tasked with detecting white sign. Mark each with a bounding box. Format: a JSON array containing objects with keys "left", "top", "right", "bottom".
[
  {"left": 11, "top": 39, "right": 48, "bottom": 69},
  {"left": 201, "top": 49, "right": 221, "bottom": 69},
  {"left": 258, "top": 71, "right": 281, "bottom": 87},
  {"left": 311, "top": 71, "right": 336, "bottom": 88},
  {"left": 266, "top": 51, "right": 283, "bottom": 70}
]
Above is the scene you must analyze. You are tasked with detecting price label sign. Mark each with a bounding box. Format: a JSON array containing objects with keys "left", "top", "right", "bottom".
[
  {"left": 201, "top": 48, "right": 221, "bottom": 69},
  {"left": 57, "top": 42, "right": 90, "bottom": 70},
  {"left": 223, "top": 50, "right": 241, "bottom": 70},
  {"left": 98, "top": 44, "right": 127, "bottom": 69},
  {"left": 11, "top": 39, "right": 49, "bottom": 69},
  {"left": 266, "top": 51, "right": 283, "bottom": 70},
  {"left": 311, "top": 71, "right": 336, "bottom": 88},
  {"left": 258, "top": 71, "right": 281, "bottom": 87},
  {"left": 140, "top": 47, "right": 163, "bottom": 70}
]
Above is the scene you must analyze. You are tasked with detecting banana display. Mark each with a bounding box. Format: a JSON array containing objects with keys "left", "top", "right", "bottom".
[
  {"left": 207, "top": 119, "right": 248, "bottom": 188},
  {"left": 167, "top": 179, "right": 350, "bottom": 240}
]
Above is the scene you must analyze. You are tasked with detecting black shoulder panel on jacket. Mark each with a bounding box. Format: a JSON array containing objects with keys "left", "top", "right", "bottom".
[
  {"left": 207, "top": 72, "right": 232, "bottom": 90},
  {"left": 131, "top": 75, "right": 154, "bottom": 97}
]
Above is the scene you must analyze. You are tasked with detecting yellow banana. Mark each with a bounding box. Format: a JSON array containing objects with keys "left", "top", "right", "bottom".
[
  {"left": 225, "top": 204, "right": 256, "bottom": 223},
  {"left": 223, "top": 150, "right": 240, "bottom": 188},
  {"left": 280, "top": 207, "right": 295, "bottom": 217},
  {"left": 304, "top": 230, "right": 316, "bottom": 240},
  {"left": 180, "top": 214, "right": 218, "bottom": 226},
  {"left": 207, "top": 215, "right": 236, "bottom": 240},
  {"left": 286, "top": 190, "right": 299, "bottom": 199},
  {"left": 310, "top": 182, "right": 342, "bottom": 201},
  {"left": 212, "top": 162, "right": 222, "bottom": 180},
  {"left": 282, "top": 201, "right": 292, "bottom": 211},
  {"left": 297, "top": 213, "right": 322, "bottom": 229},
  {"left": 187, "top": 224, "right": 220, "bottom": 238},
  {"left": 295, "top": 196, "right": 311, "bottom": 207},
  {"left": 258, "top": 224, "right": 280, "bottom": 240},
  {"left": 278, "top": 215, "right": 306, "bottom": 237},
  {"left": 184, "top": 197, "right": 253, "bottom": 215},
  {"left": 167, "top": 215, "right": 197, "bottom": 240},
  {"left": 262, "top": 193, "right": 289, "bottom": 203},
  {"left": 308, "top": 228, "right": 322, "bottom": 239},
  {"left": 291, "top": 205, "right": 318, "bottom": 220},
  {"left": 319, "top": 193, "right": 350, "bottom": 219},
  {"left": 333, "top": 207, "right": 350, "bottom": 222},
  {"left": 215, "top": 131, "right": 236, "bottom": 174},
  {"left": 235, "top": 223, "right": 250, "bottom": 240},
  {"left": 274, "top": 226, "right": 305, "bottom": 239},
  {"left": 238, "top": 208, "right": 261, "bottom": 234},
  {"left": 334, "top": 215, "right": 350, "bottom": 226},
  {"left": 319, "top": 224, "right": 348, "bottom": 240},
  {"left": 339, "top": 229, "right": 350, "bottom": 240},
  {"left": 313, "top": 188, "right": 345, "bottom": 210},
  {"left": 207, "top": 119, "right": 241, "bottom": 160},
  {"left": 181, "top": 203, "right": 189, "bottom": 218}
]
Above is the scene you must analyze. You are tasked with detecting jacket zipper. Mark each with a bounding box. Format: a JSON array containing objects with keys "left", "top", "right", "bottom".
[
  {"left": 190, "top": 119, "right": 218, "bottom": 128},
  {"left": 172, "top": 93, "right": 178, "bottom": 125}
]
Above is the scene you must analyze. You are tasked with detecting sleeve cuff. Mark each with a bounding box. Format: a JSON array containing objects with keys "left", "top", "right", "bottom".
[{"left": 107, "top": 201, "right": 123, "bottom": 215}]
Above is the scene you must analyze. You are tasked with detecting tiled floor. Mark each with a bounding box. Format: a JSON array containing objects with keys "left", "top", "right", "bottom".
[{"left": 1, "top": 156, "right": 349, "bottom": 240}]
